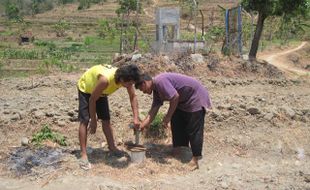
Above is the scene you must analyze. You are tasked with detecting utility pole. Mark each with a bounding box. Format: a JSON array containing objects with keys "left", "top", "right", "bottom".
[{"left": 193, "top": 0, "right": 198, "bottom": 53}]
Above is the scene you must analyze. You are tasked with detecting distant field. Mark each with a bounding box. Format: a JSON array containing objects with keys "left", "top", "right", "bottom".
[{"left": 0, "top": 0, "right": 306, "bottom": 78}]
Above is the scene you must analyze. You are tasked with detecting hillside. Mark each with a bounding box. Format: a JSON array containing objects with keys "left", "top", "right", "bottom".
[{"left": 0, "top": 0, "right": 243, "bottom": 77}]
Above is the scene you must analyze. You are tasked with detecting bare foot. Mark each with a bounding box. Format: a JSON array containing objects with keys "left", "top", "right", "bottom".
[{"left": 187, "top": 159, "right": 199, "bottom": 171}]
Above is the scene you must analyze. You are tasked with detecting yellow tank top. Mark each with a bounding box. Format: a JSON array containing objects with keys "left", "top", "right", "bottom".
[{"left": 77, "top": 65, "right": 122, "bottom": 96}]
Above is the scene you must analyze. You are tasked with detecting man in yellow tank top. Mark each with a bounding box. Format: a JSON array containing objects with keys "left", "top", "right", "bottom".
[{"left": 77, "top": 64, "right": 141, "bottom": 170}]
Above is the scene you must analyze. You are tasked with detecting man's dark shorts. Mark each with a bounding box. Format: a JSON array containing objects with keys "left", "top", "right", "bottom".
[{"left": 78, "top": 89, "right": 110, "bottom": 124}]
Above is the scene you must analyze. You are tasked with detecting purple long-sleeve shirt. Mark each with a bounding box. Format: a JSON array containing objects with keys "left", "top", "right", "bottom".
[{"left": 151, "top": 73, "right": 212, "bottom": 112}]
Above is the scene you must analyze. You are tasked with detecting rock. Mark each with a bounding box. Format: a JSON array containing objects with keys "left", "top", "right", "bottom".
[
  {"left": 282, "top": 106, "right": 295, "bottom": 118},
  {"left": 69, "top": 116, "right": 78, "bottom": 122},
  {"left": 33, "top": 110, "right": 45, "bottom": 119},
  {"left": 56, "top": 120, "right": 66, "bottom": 127},
  {"left": 21, "top": 137, "right": 29, "bottom": 146},
  {"left": 221, "top": 181, "right": 229, "bottom": 189},
  {"left": 190, "top": 54, "right": 204, "bottom": 64},
  {"left": 3, "top": 110, "right": 10, "bottom": 114},
  {"left": 31, "top": 107, "right": 38, "bottom": 112},
  {"left": 301, "top": 109, "right": 309, "bottom": 116},
  {"left": 242, "top": 54, "right": 249, "bottom": 60},
  {"left": 45, "top": 112, "right": 55, "bottom": 117},
  {"left": 10, "top": 113, "right": 21, "bottom": 121},
  {"left": 296, "top": 148, "right": 305, "bottom": 160},
  {"left": 17, "top": 111, "right": 26, "bottom": 120},
  {"left": 67, "top": 110, "right": 75, "bottom": 117},
  {"left": 131, "top": 54, "right": 142, "bottom": 61},
  {"left": 210, "top": 110, "right": 224, "bottom": 122},
  {"left": 304, "top": 174, "right": 310, "bottom": 183},
  {"left": 247, "top": 107, "right": 260, "bottom": 115},
  {"left": 239, "top": 104, "right": 246, "bottom": 109},
  {"left": 264, "top": 112, "right": 274, "bottom": 121}
]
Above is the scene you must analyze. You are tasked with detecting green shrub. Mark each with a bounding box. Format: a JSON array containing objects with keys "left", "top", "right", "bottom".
[
  {"left": 204, "top": 26, "right": 225, "bottom": 42},
  {"left": 31, "top": 124, "right": 67, "bottom": 146},
  {"left": 84, "top": 36, "right": 95, "bottom": 46},
  {"left": 53, "top": 19, "right": 70, "bottom": 37},
  {"left": 78, "top": 0, "right": 91, "bottom": 10},
  {"left": 58, "top": 0, "right": 75, "bottom": 5},
  {"left": 97, "top": 19, "right": 118, "bottom": 43},
  {"left": 145, "top": 112, "right": 166, "bottom": 139},
  {"left": 5, "top": 3, "right": 20, "bottom": 20}
]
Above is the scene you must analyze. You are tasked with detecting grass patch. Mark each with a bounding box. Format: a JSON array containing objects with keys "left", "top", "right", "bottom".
[{"left": 31, "top": 124, "right": 67, "bottom": 146}]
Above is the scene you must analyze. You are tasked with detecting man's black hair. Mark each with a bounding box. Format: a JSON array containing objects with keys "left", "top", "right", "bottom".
[
  {"left": 134, "top": 74, "right": 152, "bottom": 89},
  {"left": 115, "top": 64, "right": 141, "bottom": 84}
]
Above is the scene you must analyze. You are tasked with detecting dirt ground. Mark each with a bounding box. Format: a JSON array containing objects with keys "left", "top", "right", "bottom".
[{"left": 0, "top": 43, "right": 310, "bottom": 189}]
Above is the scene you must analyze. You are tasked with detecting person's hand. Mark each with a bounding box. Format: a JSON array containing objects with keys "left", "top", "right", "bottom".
[
  {"left": 88, "top": 119, "right": 97, "bottom": 134},
  {"left": 133, "top": 119, "right": 140, "bottom": 130},
  {"left": 162, "top": 116, "right": 170, "bottom": 129},
  {"left": 139, "top": 124, "right": 146, "bottom": 131}
]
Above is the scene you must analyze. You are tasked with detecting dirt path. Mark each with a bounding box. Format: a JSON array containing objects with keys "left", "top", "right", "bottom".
[{"left": 259, "top": 41, "right": 309, "bottom": 78}]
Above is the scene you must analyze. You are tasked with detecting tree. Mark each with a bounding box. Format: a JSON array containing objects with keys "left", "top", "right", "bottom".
[
  {"left": 31, "top": 0, "right": 40, "bottom": 15},
  {"left": 115, "top": 0, "right": 141, "bottom": 16},
  {"left": 78, "top": 0, "right": 91, "bottom": 10},
  {"left": 5, "top": 2, "right": 20, "bottom": 20},
  {"left": 242, "top": 0, "right": 309, "bottom": 60},
  {"left": 115, "top": 0, "right": 142, "bottom": 53}
]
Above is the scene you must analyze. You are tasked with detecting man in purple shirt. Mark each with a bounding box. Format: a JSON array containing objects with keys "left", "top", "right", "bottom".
[{"left": 135, "top": 72, "right": 212, "bottom": 170}]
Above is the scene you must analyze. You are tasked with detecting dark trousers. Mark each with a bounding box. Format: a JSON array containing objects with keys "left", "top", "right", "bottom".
[{"left": 171, "top": 108, "right": 205, "bottom": 157}]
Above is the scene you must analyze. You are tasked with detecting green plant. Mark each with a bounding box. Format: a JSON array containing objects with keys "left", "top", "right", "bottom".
[
  {"left": 145, "top": 112, "right": 166, "bottom": 139},
  {"left": 115, "top": 0, "right": 142, "bottom": 16},
  {"left": 204, "top": 26, "right": 225, "bottom": 42},
  {"left": 53, "top": 19, "right": 70, "bottom": 37},
  {"left": 78, "top": 0, "right": 91, "bottom": 10},
  {"left": 97, "top": 19, "right": 118, "bottom": 43},
  {"left": 31, "top": 124, "right": 67, "bottom": 146},
  {"left": 58, "top": 0, "right": 75, "bottom": 5},
  {"left": 84, "top": 36, "right": 95, "bottom": 46},
  {"left": 5, "top": 2, "right": 20, "bottom": 20}
]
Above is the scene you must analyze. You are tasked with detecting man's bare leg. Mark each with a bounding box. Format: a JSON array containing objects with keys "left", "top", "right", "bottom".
[
  {"left": 101, "top": 120, "right": 119, "bottom": 151},
  {"left": 79, "top": 122, "right": 88, "bottom": 160}
]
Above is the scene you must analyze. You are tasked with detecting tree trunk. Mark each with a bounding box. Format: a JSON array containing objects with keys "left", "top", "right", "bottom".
[
  {"left": 199, "top": 10, "right": 204, "bottom": 36},
  {"left": 249, "top": 12, "right": 266, "bottom": 60}
]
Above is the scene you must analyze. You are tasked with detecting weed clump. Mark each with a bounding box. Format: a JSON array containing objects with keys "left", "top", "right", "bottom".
[{"left": 31, "top": 124, "right": 67, "bottom": 146}]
